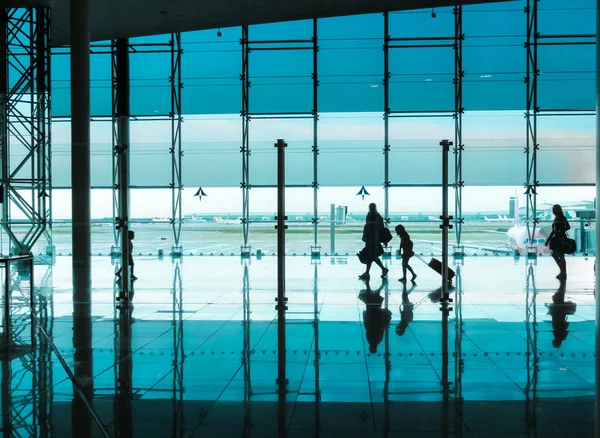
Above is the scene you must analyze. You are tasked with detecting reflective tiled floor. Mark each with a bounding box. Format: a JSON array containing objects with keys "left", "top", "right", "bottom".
[{"left": 1, "top": 255, "right": 596, "bottom": 437}]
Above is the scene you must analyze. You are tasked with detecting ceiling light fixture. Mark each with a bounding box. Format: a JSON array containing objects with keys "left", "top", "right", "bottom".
[
  {"left": 431, "top": 8, "right": 436, "bottom": 18},
  {"left": 217, "top": 28, "right": 222, "bottom": 37}
]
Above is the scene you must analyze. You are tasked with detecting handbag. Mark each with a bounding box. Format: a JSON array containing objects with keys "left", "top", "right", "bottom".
[
  {"left": 358, "top": 248, "right": 368, "bottom": 264},
  {"left": 561, "top": 237, "right": 577, "bottom": 255}
]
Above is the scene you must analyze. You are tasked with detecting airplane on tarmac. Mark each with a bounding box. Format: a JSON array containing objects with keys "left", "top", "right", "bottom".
[
  {"left": 484, "top": 214, "right": 511, "bottom": 222},
  {"left": 213, "top": 216, "right": 242, "bottom": 225},
  {"left": 414, "top": 197, "right": 553, "bottom": 256}
]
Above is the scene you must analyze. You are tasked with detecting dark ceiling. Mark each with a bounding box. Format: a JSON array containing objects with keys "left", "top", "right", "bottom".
[{"left": 1, "top": 0, "right": 512, "bottom": 46}]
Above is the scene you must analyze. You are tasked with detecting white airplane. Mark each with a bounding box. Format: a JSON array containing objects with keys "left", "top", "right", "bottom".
[
  {"left": 484, "top": 214, "right": 511, "bottom": 222},
  {"left": 414, "top": 197, "right": 553, "bottom": 256},
  {"left": 213, "top": 216, "right": 242, "bottom": 225}
]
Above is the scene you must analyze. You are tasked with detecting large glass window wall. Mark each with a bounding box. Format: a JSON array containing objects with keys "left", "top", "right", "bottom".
[{"left": 5, "top": 0, "right": 594, "bottom": 259}]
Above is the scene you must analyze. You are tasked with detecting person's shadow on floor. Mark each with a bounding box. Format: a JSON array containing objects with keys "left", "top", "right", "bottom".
[
  {"left": 359, "top": 280, "right": 391, "bottom": 354},
  {"left": 546, "top": 278, "right": 576, "bottom": 348}
]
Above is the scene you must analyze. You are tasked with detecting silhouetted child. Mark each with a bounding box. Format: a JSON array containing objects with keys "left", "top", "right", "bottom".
[
  {"left": 116, "top": 230, "right": 137, "bottom": 282},
  {"left": 395, "top": 224, "right": 417, "bottom": 282}
]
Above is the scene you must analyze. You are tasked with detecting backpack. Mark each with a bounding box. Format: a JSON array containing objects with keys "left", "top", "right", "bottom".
[{"left": 379, "top": 227, "right": 393, "bottom": 245}]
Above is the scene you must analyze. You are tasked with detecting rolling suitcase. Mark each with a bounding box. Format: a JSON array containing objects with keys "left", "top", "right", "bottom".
[{"left": 414, "top": 254, "right": 455, "bottom": 284}]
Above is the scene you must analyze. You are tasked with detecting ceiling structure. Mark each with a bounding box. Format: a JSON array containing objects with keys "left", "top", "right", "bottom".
[{"left": 3, "top": 0, "right": 512, "bottom": 46}]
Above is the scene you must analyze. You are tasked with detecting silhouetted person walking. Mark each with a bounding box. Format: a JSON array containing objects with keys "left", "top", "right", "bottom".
[
  {"left": 359, "top": 203, "right": 388, "bottom": 280},
  {"left": 358, "top": 280, "right": 391, "bottom": 354},
  {"left": 545, "top": 204, "right": 570, "bottom": 279},
  {"left": 395, "top": 224, "right": 417, "bottom": 282},
  {"left": 546, "top": 278, "right": 576, "bottom": 348},
  {"left": 116, "top": 230, "right": 137, "bottom": 282}
]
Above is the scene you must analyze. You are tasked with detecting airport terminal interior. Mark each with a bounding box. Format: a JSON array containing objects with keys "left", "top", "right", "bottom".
[{"left": 0, "top": 0, "right": 598, "bottom": 436}]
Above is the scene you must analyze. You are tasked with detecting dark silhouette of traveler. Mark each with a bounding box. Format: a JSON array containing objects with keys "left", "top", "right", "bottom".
[
  {"left": 395, "top": 281, "right": 417, "bottom": 336},
  {"left": 545, "top": 278, "right": 576, "bottom": 348},
  {"left": 545, "top": 204, "right": 570, "bottom": 279},
  {"left": 358, "top": 280, "right": 391, "bottom": 354},
  {"left": 116, "top": 230, "right": 137, "bottom": 282},
  {"left": 359, "top": 203, "right": 388, "bottom": 280},
  {"left": 395, "top": 224, "right": 417, "bottom": 282}
]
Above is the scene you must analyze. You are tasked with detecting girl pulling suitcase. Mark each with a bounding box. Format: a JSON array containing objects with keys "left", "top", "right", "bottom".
[{"left": 395, "top": 224, "right": 417, "bottom": 282}]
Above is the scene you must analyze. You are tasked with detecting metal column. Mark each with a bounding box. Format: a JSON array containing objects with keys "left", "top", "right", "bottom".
[
  {"left": 241, "top": 26, "right": 251, "bottom": 256},
  {"left": 440, "top": 139, "right": 452, "bottom": 397},
  {"left": 170, "top": 33, "right": 183, "bottom": 256},
  {"left": 383, "top": 12, "right": 391, "bottom": 225},
  {"left": 0, "top": 8, "right": 51, "bottom": 256},
  {"left": 311, "top": 18, "right": 320, "bottom": 255},
  {"left": 453, "top": 6, "right": 464, "bottom": 252},
  {"left": 525, "top": 0, "right": 539, "bottom": 256},
  {"left": 595, "top": 2, "right": 600, "bottom": 435},
  {"left": 114, "top": 39, "right": 130, "bottom": 300},
  {"left": 275, "top": 139, "right": 287, "bottom": 437},
  {"left": 71, "top": 0, "right": 91, "bottom": 286},
  {"left": 70, "top": 0, "right": 94, "bottom": 434}
]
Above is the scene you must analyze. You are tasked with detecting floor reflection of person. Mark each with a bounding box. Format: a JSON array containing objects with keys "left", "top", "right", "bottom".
[
  {"left": 395, "top": 281, "right": 417, "bottom": 336},
  {"left": 546, "top": 278, "right": 576, "bottom": 348},
  {"left": 358, "top": 280, "right": 391, "bottom": 354}
]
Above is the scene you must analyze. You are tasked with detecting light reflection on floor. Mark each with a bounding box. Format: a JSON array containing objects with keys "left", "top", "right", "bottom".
[{"left": 1, "top": 255, "right": 596, "bottom": 437}]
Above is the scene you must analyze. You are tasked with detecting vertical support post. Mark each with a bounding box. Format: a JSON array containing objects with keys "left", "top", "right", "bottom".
[
  {"left": 115, "top": 38, "right": 130, "bottom": 300},
  {"left": 70, "top": 1, "right": 93, "bottom": 434},
  {"left": 111, "top": 41, "right": 120, "bottom": 256},
  {"left": 311, "top": 18, "right": 320, "bottom": 255},
  {"left": 440, "top": 138, "right": 452, "bottom": 437},
  {"left": 170, "top": 33, "right": 183, "bottom": 256},
  {"left": 440, "top": 139, "right": 452, "bottom": 397},
  {"left": 0, "top": 9, "right": 8, "bottom": 256},
  {"left": 0, "top": 8, "right": 51, "bottom": 257},
  {"left": 525, "top": 0, "right": 539, "bottom": 257},
  {"left": 383, "top": 12, "right": 391, "bottom": 225},
  {"left": 71, "top": 0, "right": 91, "bottom": 284},
  {"left": 275, "top": 138, "right": 287, "bottom": 437},
  {"left": 330, "top": 204, "right": 335, "bottom": 255},
  {"left": 453, "top": 6, "right": 464, "bottom": 253},
  {"left": 595, "top": 1, "right": 600, "bottom": 435},
  {"left": 241, "top": 26, "right": 251, "bottom": 256}
]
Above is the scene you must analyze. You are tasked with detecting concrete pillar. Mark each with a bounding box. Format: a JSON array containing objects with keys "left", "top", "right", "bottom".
[
  {"left": 70, "top": 0, "right": 93, "bottom": 436},
  {"left": 71, "top": 0, "right": 91, "bottom": 291}
]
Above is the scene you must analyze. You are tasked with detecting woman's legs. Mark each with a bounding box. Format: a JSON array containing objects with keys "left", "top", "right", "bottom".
[{"left": 552, "top": 251, "right": 567, "bottom": 277}]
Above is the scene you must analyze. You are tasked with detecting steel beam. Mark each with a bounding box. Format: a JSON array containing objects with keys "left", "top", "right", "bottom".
[
  {"left": 595, "top": 2, "right": 600, "bottom": 436},
  {"left": 384, "top": 12, "right": 391, "bottom": 227},
  {"left": 241, "top": 26, "right": 250, "bottom": 255},
  {"left": 114, "top": 38, "right": 131, "bottom": 299},
  {"left": 525, "top": 0, "right": 539, "bottom": 256},
  {"left": 311, "top": 18, "right": 319, "bottom": 254},
  {"left": 275, "top": 138, "right": 287, "bottom": 437},
  {"left": 440, "top": 139, "right": 452, "bottom": 399},
  {"left": 0, "top": 8, "right": 51, "bottom": 257},
  {"left": 170, "top": 33, "right": 183, "bottom": 256},
  {"left": 453, "top": 6, "right": 464, "bottom": 250}
]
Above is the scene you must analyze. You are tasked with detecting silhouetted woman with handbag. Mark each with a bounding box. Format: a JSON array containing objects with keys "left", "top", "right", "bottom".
[
  {"left": 359, "top": 203, "right": 388, "bottom": 280},
  {"left": 545, "top": 204, "right": 570, "bottom": 279}
]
